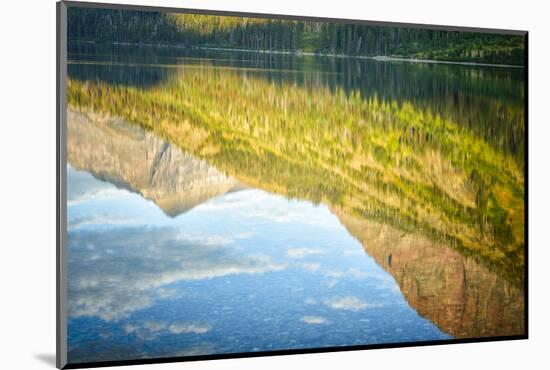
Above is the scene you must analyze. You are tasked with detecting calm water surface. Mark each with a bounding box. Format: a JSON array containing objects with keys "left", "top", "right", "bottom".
[{"left": 66, "top": 42, "right": 525, "bottom": 364}]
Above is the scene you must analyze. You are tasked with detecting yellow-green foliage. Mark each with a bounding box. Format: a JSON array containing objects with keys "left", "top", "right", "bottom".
[
  {"left": 67, "top": 66, "right": 524, "bottom": 285},
  {"left": 166, "top": 14, "right": 275, "bottom": 34}
]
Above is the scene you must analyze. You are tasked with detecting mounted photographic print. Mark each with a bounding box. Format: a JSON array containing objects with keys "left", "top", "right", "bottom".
[{"left": 56, "top": 1, "right": 527, "bottom": 368}]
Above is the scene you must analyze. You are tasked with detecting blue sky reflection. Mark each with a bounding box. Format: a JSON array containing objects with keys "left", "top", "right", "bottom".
[{"left": 67, "top": 165, "right": 450, "bottom": 363}]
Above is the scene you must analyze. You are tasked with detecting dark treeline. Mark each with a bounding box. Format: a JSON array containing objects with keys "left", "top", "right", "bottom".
[{"left": 67, "top": 7, "right": 525, "bottom": 66}]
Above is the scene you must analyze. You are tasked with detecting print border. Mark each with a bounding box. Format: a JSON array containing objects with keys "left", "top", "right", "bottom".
[{"left": 56, "top": 1, "right": 529, "bottom": 368}]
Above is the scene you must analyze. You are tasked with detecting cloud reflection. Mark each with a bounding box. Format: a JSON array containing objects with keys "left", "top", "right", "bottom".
[
  {"left": 67, "top": 164, "right": 133, "bottom": 206},
  {"left": 301, "top": 316, "right": 327, "bottom": 324},
  {"left": 324, "top": 296, "right": 382, "bottom": 311},
  {"left": 68, "top": 226, "right": 286, "bottom": 321},
  {"left": 287, "top": 248, "right": 325, "bottom": 258},
  {"left": 121, "top": 320, "right": 210, "bottom": 341},
  {"left": 168, "top": 324, "right": 210, "bottom": 334}
]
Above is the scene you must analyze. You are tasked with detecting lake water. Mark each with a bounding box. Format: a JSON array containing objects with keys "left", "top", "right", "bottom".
[{"left": 66, "top": 42, "right": 525, "bottom": 364}]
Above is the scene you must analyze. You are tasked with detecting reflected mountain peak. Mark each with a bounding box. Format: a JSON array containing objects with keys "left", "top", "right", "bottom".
[{"left": 67, "top": 109, "right": 246, "bottom": 217}]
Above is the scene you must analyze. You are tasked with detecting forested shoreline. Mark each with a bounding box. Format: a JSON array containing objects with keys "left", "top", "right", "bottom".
[{"left": 68, "top": 8, "right": 525, "bottom": 66}]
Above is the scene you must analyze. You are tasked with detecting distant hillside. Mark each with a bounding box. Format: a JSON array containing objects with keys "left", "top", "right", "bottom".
[{"left": 67, "top": 7, "right": 525, "bottom": 66}]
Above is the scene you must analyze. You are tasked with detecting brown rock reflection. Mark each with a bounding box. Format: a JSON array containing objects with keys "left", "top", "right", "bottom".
[{"left": 333, "top": 208, "right": 524, "bottom": 338}]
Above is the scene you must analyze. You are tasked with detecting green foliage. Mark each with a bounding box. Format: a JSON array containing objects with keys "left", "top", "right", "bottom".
[
  {"left": 67, "top": 66, "right": 525, "bottom": 285},
  {"left": 67, "top": 7, "right": 525, "bottom": 65}
]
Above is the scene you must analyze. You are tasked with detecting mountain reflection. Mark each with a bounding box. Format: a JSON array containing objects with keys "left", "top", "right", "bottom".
[
  {"left": 334, "top": 208, "right": 524, "bottom": 338},
  {"left": 68, "top": 63, "right": 525, "bottom": 286},
  {"left": 67, "top": 110, "right": 524, "bottom": 345},
  {"left": 66, "top": 45, "right": 525, "bottom": 362},
  {"left": 67, "top": 109, "right": 245, "bottom": 216}
]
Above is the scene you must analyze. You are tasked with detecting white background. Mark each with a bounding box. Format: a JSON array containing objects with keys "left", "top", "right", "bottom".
[{"left": 1, "top": 0, "right": 548, "bottom": 369}]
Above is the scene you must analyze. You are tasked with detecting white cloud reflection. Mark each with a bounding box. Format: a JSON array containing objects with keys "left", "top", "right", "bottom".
[
  {"left": 299, "top": 263, "right": 321, "bottom": 272},
  {"left": 68, "top": 214, "right": 138, "bottom": 230},
  {"left": 67, "top": 165, "right": 133, "bottom": 206},
  {"left": 122, "top": 321, "right": 210, "bottom": 341},
  {"left": 195, "top": 189, "right": 341, "bottom": 229},
  {"left": 324, "top": 296, "right": 382, "bottom": 311},
  {"left": 301, "top": 316, "right": 327, "bottom": 324},
  {"left": 287, "top": 248, "right": 325, "bottom": 258},
  {"left": 168, "top": 324, "right": 210, "bottom": 334},
  {"left": 68, "top": 226, "right": 286, "bottom": 322}
]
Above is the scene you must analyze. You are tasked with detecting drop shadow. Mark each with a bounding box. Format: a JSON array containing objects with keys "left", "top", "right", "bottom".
[{"left": 34, "top": 353, "right": 56, "bottom": 367}]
